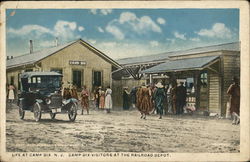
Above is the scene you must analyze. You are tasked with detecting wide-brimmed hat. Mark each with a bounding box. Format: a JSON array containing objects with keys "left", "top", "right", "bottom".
[{"left": 155, "top": 82, "right": 164, "bottom": 88}]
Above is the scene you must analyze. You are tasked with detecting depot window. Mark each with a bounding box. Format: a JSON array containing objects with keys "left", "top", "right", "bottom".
[
  {"left": 200, "top": 72, "right": 208, "bottom": 86},
  {"left": 93, "top": 71, "right": 102, "bottom": 87}
]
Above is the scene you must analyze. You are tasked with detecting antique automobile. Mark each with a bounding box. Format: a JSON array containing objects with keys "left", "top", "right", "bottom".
[{"left": 17, "top": 72, "right": 78, "bottom": 122}]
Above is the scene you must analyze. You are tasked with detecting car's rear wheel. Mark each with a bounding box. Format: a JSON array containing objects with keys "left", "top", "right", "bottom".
[
  {"left": 33, "top": 102, "right": 42, "bottom": 122},
  {"left": 50, "top": 112, "right": 56, "bottom": 119},
  {"left": 68, "top": 102, "right": 77, "bottom": 122},
  {"left": 18, "top": 103, "right": 25, "bottom": 119}
]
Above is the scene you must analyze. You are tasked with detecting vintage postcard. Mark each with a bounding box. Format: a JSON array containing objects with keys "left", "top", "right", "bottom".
[{"left": 0, "top": 1, "right": 249, "bottom": 161}]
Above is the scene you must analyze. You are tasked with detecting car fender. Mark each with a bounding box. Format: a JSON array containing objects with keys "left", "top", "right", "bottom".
[
  {"left": 69, "top": 98, "right": 78, "bottom": 103},
  {"left": 62, "top": 98, "right": 78, "bottom": 105}
]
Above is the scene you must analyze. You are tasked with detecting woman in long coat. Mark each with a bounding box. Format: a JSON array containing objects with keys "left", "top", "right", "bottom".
[
  {"left": 123, "top": 87, "right": 130, "bottom": 110},
  {"left": 105, "top": 86, "right": 112, "bottom": 113},
  {"left": 137, "top": 83, "right": 153, "bottom": 119},
  {"left": 154, "top": 82, "right": 166, "bottom": 119},
  {"left": 136, "top": 86, "right": 142, "bottom": 109},
  {"left": 227, "top": 77, "right": 240, "bottom": 124},
  {"left": 80, "top": 85, "right": 89, "bottom": 115}
]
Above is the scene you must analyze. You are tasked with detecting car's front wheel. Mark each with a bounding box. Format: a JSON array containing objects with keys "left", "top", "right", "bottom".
[
  {"left": 18, "top": 103, "right": 25, "bottom": 120},
  {"left": 33, "top": 102, "right": 42, "bottom": 122},
  {"left": 68, "top": 102, "right": 77, "bottom": 122}
]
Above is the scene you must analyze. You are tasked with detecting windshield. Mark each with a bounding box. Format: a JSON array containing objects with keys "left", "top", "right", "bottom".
[{"left": 29, "top": 76, "right": 62, "bottom": 89}]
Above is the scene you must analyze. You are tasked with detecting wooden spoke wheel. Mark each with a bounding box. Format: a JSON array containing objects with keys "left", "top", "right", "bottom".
[
  {"left": 33, "top": 102, "right": 42, "bottom": 122},
  {"left": 68, "top": 102, "right": 77, "bottom": 122},
  {"left": 18, "top": 103, "right": 25, "bottom": 120}
]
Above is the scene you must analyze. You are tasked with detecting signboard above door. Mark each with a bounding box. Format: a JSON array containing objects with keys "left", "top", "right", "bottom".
[{"left": 69, "top": 60, "right": 86, "bottom": 66}]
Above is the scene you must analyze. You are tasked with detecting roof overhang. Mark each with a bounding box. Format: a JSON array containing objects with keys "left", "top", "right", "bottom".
[{"left": 141, "top": 55, "right": 220, "bottom": 74}]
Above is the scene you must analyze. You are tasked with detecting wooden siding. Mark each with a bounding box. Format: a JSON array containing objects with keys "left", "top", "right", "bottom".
[
  {"left": 40, "top": 42, "right": 112, "bottom": 91},
  {"left": 200, "top": 85, "right": 208, "bottom": 110},
  {"left": 208, "top": 72, "right": 220, "bottom": 113}
]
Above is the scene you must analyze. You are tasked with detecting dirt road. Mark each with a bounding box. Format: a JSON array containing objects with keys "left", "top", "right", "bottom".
[{"left": 6, "top": 103, "right": 240, "bottom": 153}]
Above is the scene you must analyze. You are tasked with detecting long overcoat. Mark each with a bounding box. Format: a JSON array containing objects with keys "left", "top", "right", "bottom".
[
  {"left": 137, "top": 86, "right": 153, "bottom": 114},
  {"left": 227, "top": 83, "right": 240, "bottom": 115}
]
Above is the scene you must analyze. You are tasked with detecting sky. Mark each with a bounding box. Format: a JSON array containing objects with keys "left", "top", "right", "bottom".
[{"left": 6, "top": 9, "right": 239, "bottom": 60}]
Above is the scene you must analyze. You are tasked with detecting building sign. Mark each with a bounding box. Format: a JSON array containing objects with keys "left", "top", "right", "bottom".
[{"left": 69, "top": 60, "right": 87, "bottom": 66}]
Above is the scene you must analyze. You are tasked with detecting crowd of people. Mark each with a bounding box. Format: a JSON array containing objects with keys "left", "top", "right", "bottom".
[
  {"left": 62, "top": 83, "right": 113, "bottom": 115},
  {"left": 123, "top": 80, "right": 188, "bottom": 119},
  {"left": 93, "top": 86, "right": 113, "bottom": 113},
  {"left": 6, "top": 76, "right": 240, "bottom": 124}
]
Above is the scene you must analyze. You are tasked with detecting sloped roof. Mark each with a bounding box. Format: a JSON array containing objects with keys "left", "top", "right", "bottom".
[
  {"left": 142, "top": 55, "right": 220, "bottom": 74},
  {"left": 116, "top": 53, "right": 172, "bottom": 65},
  {"left": 116, "top": 42, "right": 239, "bottom": 65},
  {"left": 168, "top": 42, "right": 239, "bottom": 57},
  {"left": 7, "top": 40, "right": 76, "bottom": 69},
  {"left": 7, "top": 39, "right": 121, "bottom": 69}
]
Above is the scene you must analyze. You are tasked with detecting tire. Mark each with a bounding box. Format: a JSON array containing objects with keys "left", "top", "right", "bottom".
[
  {"left": 50, "top": 112, "right": 56, "bottom": 119},
  {"left": 68, "top": 102, "right": 77, "bottom": 122},
  {"left": 33, "top": 102, "right": 42, "bottom": 122},
  {"left": 18, "top": 104, "right": 25, "bottom": 120}
]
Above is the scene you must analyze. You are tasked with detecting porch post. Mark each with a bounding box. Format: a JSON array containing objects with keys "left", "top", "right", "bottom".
[
  {"left": 149, "top": 74, "right": 153, "bottom": 84},
  {"left": 194, "top": 71, "right": 201, "bottom": 111}
]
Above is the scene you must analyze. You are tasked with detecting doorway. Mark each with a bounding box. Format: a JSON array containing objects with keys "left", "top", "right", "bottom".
[
  {"left": 72, "top": 70, "right": 83, "bottom": 89},
  {"left": 93, "top": 71, "right": 102, "bottom": 87}
]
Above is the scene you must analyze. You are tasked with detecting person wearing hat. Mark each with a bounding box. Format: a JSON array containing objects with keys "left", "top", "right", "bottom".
[
  {"left": 154, "top": 82, "right": 166, "bottom": 119},
  {"left": 227, "top": 76, "right": 240, "bottom": 125},
  {"left": 176, "top": 81, "right": 187, "bottom": 115}
]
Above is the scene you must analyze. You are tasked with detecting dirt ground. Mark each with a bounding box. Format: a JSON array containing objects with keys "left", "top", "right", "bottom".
[{"left": 5, "top": 103, "right": 240, "bottom": 153}]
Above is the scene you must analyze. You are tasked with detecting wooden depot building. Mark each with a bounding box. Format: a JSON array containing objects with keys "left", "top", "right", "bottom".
[{"left": 6, "top": 39, "right": 121, "bottom": 93}]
